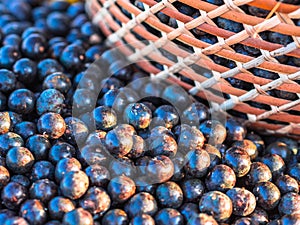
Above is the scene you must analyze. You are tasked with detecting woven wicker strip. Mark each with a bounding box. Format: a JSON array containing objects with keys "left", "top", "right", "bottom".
[{"left": 86, "top": 0, "right": 300, "bottom": 138}]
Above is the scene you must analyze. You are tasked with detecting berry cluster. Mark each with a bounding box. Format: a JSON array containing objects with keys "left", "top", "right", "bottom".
[{"left": 0, "top": 1, "right": 299, "bottom": 225}]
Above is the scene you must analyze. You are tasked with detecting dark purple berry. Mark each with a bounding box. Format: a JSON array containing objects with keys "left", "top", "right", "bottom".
[
  {"left": 200, "top": 120, "right": 226, "bottom": 145},
  {"left": 156, "top": 181, "right": 183, "bottom": 209},
  {"left": 102, "top": 209, "right": 129, "bottom": 225},
  {"left": 124, "top": 192, "right": 158, "bottom": 218},
  {"left": 275, "top": 175, "right": 299, "bottom": 194},
  {"left": 184, "top": 149, "right": 210, "bottom": 178},
  {"left": 79, "top": 186, "right": 111, "bottom": 215},
  {"left": 62, "top": 208, "right": 93, "bottom": 225},
  {"left": 199, "top": 191, "right": 232, "bottom": 222},
  {"left": 36, "top": 89, "right": 65, "bottom": 115},
  {"left": 21, "top": 34, "right": 47, "bottom": 60},
  {"left": 29, "top": 179, "right": 58, "bottom": 203},
  {"left": 205, "top": 164, "right": 236, "bottom": 192},
  {"left": 278, "top": 192, "right": 300, "bottom": 215},
  {"left": 224, "top": 147, "right": 251, "bottom": 177},
  {"left": 60, "top": 170, "right": 89, "bottom": 200},
  {"left": 6, "top": 147, "right": 34, "bottom": 174},
  {"left": 253, "top": 181, "right": 281, "bottom": 210},
  {"left": 226, "top": 187, "right": 256, "bottom": 216},
  {"left": 108, "top": 175, "right": 136, "bottom": 204},
  {"left": 1, "top": 182, "right": 28, "bottom": 210},
  {"left": 37, "top": 112, "right": 66, "bottom": 139},
  {"left": 155, "top": 208, "right": 184, "bottom": 225},
  {"left": 48, "top": 196, "right": 75, "bottom": 220},
  {"left": 8, "top": 89, "right": 35, "bottom": 114}
]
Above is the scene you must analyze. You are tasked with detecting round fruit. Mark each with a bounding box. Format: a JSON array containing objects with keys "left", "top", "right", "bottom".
[
  {"left": 226, "top": 188, "right": 256, "bottom": 216},
  {"left": 37, "top": 112, "right": 66, "bottom": 139},
  {"left": 60, "top": 170, "right": 89, "bottom": 200},
  {"left": 199, "top": 191, "right": 232, "bottom": 222}
]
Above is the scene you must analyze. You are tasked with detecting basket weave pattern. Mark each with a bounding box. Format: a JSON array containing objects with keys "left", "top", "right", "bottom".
[{"left": 86, "top": 0, "right": 300, "bottom": 138}]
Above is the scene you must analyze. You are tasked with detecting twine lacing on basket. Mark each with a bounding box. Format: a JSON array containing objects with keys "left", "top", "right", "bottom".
[{"left": 86, "top": 0, "right": 300, "bottom": 138}]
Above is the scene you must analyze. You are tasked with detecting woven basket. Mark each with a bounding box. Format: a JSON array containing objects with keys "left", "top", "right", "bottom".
[{"left": 85, "top": 0, "right": 300, "bottom": 138}]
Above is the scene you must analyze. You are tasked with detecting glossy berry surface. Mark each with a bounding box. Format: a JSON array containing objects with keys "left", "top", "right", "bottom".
[
  {"left": 275, "top": 175, "right": 299, "bottom": 194},
  {"left": 47, "top": 12, "right": 70, "bottom": 36},
  {"left": 13, "top": 58, "right": 37, "bottom": 84},
  {"left": 199, "top": 191, "right": 233, "bottom": 222},
  {"left": 124, "top": 103, "right": 152, "bottom": 129},
  {"left": 37, "top": 59, "right": 63, "bottom": 81},
  {"left": 156, "top": 181, "right": 183, "bottom": 209},
  {"left": 253, "top": 181, "right": 281, "bottom": 211},
  {"left": 64, "top": 117, "right": 89, "bottom": 145},
  {"left": 4, "top": 217, "right": 29, "bottom": 225},
  {"left": 62, "top": 208, "right": 93, "bottom": 225},
  {"left": 0, "top": 69, "right": 16, "bottom": 93},
  {"left": 1, "top": 182, "right": 28, "bottom": 210},
  {"left": 0, "top": 166, "right": 10, "bottom": 189},
  {"left": 60, "top": 170, "right": 89, "bottom": 200},
  {"left": 30, "top": 161, "right": 54, "bottom": 181},
  {"left": 179, "top": 203, "right": 199, "bottom": 222},
  {"left": 21, "top": 34, "right": 47, "bottom": 60},
  {"left": 20, "top": 199, "right": 47, "bottom": 225},
  {"left": 226, "top": 187, "right": 256, "bottom": 216},
  {"left": 79, "top": 144, "right": 109, "bottom": 167},
  {"left": 152, "top": 105, "right": 179, "bottom": 129},
  {"left": 182, "top": 102, "right": 209, "bottom": 125},
  {"left": 124, "top": 192, "right": 158, "bottom": 218},
  {"left": 0, "top": 112, "right": 11, "bottom": 135},
  {"left": 225, "top": 118, "right": 247, "bottom": 142},
  {"left": 26, "top": 134, "right": 51, "bottom": 160},
  {"left": 48, "top": 141, "right": 75, "bottom": 164},
  {"left": 0, "top": 46, "right": 21, "bottom": 69},
  {"left": 79, "top": 186, "right": 111, "bottom": 215},
  {"left": 6, "top": 147, "right": 34, "bottom": 174},
  {"left": 130, "top": 214, "right": 155, "bottom": 225},
  {"left": 180, "top": 179, "right": 204, "bottom": 203},
  {"left": 245, "top": 162, "right": 272, "bottom": 187},
  {"left": 184, "top": 149, "right": 210, "bottom": 178},
  {"left": 0, "top": 132, "right": 24, "bottom": 155},
  {"left": 105, "top": 127, "right": 133, "bottom": 157},
  {"left": 176, "top": 124, "right": 205, "bottom": 152},
  {"left": 147, "top": 133, "right": 177, "bottom": 157},
  {"left": 54, "top": 157, "right": 81, "bottom": 182},
  {"left": 224, "top": 147, "right": 251, "bottom": 177},
  {"left": 278, "top": 192, "right": 300, "bottom": 215},
  {"left": 265, "top": 142, "right": 291, "bottom": 163},
  {"left": 146, "top": 155, "right": 175, "bottom": 183},
  {"left": 233, "top": 139, "right": 258, "bottom": 160},
  {"left": 205, "top": 164, "right": 236, "bottom": 192},
  {"left": 108, "top": 175, "right": 136, "bottom": 204},
  {"left": 37, "top": 112, "right": 66, "bottom": 139},
  {"left": 48, "top": 196, "right": 75, "bottom": 220},
  {"left": 102, "top": 209, "right": 129, "bottom": 225},
  {"left": 14, "top": 121, "right": 36, "bottom": 140},
  {"left": 36, "top": 89, "right": 65, "bottom": 115},
  {"left": 259, "top": 154, "right": 286, "bottom": 178},
  {"left": 43, "top": 72, "right": 71, "bottom": 94},
  {"left": 93, "top": 106, "right": 118, "bottom": 131},
  {"left": 200, "top": 120, "right": 226, "bottom": 145},
  {"left": 8, "top": 89, "right": 35, "bottom": 114},
  {"left": 155, "top": 208, "right": 184, "bottom": 225},
  {"left": 85, "top": 164, "right": 110, "bottom": 187},
  {"left": 10, "top": 175, "right": 30, "bottom": 189},
  {"left": 60, "top": 44, "right": 85, "bottom": 71}
]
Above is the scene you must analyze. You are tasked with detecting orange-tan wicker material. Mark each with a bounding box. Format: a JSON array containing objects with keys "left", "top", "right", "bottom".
[{"left": 85, "top": 0, "right": 300, "bottom": 138}]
